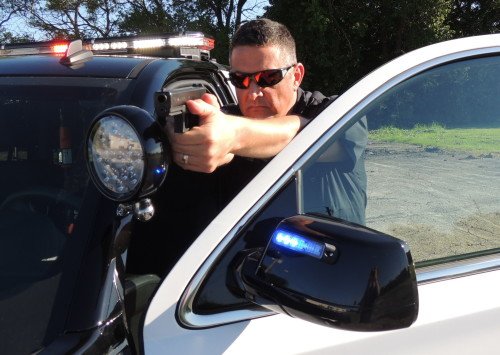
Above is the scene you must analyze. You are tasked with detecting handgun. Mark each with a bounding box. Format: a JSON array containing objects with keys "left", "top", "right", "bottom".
[{"left": 154, "top": 85, "right": 206, "bottom": 133}]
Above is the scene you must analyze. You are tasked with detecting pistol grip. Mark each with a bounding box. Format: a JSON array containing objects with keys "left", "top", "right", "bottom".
[{"left": 174, "top": 112, "right": 200, "bottom": 133}]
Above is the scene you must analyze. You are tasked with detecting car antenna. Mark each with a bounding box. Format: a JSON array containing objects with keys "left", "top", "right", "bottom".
[{"left": 60, "top": 39, "right": 93, "bottom": 67}]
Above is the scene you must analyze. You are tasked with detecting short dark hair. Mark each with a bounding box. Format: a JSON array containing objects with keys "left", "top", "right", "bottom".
[{"left": 230, "top": 19, "right": 297, "bottom": 65}]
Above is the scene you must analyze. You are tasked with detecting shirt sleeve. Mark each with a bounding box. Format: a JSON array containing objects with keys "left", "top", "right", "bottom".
[{"left": 340, "top": 116, "right": 368, "bottom": 170}]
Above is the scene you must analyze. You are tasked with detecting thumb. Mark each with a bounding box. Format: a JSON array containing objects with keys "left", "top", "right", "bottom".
[
  {"left": 202, "top": 93, "right": 220, "bottom": 109},
  {"left": 186, "top": 99, "right": 219, "bottom": 123}
]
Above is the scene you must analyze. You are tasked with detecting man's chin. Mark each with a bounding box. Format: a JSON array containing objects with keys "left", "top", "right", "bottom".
[{"left": 244, "top": 107, "right": 274, "bottom": 119}]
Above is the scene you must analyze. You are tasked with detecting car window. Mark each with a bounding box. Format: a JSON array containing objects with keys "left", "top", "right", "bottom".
[
  {"left": 191, "top": 179, "right": 297, "bottom": 315},
  {"left": 300, "top": 55, "right": 500, "bottom": 266},
  {"left": 0, "top": 78, "right": 131, "bottom": 354},
  {"left": 179, "top": 54, "right": 500, "bottom": 329}
]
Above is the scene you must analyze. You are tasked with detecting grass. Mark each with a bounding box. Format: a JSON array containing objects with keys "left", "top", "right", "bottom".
[{"left": 369, "top": 123, "right": 500, "bottom": 155}]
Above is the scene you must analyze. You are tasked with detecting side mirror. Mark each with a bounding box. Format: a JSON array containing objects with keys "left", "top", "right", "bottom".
[{"left": 232, "top": 215, "right": 418, "bottom": 331}]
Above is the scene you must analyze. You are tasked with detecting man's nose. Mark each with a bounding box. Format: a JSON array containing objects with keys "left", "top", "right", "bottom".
[{"left": 247, "top": 79, "right": 263, "bottom": 98}]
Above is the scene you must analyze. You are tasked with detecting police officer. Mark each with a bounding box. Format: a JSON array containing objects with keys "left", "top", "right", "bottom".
[
  {"left": 168, "top": 19, "right": 307, "bottom": 173},
  {"left": 127, "top": 19, "right": 367, "bottom": 278},
  {"left": 167, "top": 18, "right": 367, "bottom": 225}
]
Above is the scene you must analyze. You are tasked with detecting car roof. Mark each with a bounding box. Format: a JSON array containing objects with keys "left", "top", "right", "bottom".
[
  {"left": 0, "top": 54, "right": 177, "bottom": 78},
  {"left": 0, "top": 53, "right": 228, "bottom": 80}
]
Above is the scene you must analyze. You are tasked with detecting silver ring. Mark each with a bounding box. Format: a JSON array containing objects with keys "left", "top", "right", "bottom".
[{"left": 181, "top": 154, "right": 189, "bottom": 165}]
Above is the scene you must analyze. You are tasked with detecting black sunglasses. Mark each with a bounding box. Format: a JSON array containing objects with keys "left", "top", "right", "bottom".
[{"left": 229, "top": 65, "right": 295, "bottom": 89}]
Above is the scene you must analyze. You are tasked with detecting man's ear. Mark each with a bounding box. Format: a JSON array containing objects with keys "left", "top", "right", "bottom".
[{"left": 293, "top": 63, "right": 305, "bottom": 89}]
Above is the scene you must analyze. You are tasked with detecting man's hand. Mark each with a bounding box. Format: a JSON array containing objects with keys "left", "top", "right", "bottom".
[
  {"left": 166, "top": 93, "right": 236, "bottom": 173},
  {"left": 166, "top": 93, "right": 304, "bottom": 173}
]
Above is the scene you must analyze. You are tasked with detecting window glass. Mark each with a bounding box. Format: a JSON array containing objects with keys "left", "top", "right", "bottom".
[
  {"left": 191, "top": 179, "right": 297, "bottom": 314},
  {"left": 0, "top": 78, "right": 130, "bottom": 354},
  {"left": 188, "top": 55, "right": 500, "bottom": 320},
  {"left": 300, "top": 55, "right": 500, "bottom": 265}
]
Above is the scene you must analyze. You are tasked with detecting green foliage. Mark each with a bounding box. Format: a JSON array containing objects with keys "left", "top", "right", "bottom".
[
  {"left": 365, "top": 55, "right": 500, "bottom": 130},
  {"left": 117, "top": 0, "right": 254, "bottom": 63},
  {"left": 370, "top": 124, "right": 500, "bottom": 155},
  {"left": 447, "top": 0, "right": 500, "bottom": 36},
  {"left": 0, "top": 31, "right": 34, "bottom": 43},
  {"left": 266, "top": 0, "right": 455, "bottom": 94},
  {"left": 118, "top": 1, "right": 177, "bottom": 34}
]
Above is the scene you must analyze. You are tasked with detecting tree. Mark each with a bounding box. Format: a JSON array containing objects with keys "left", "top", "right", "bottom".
[
  {"left": 0, "top": 1, "right": 24, "bottom": 42},
  {"left": 118, "top": 0, "right": 266, "bottom": 62},
  {"left": 266, "top": 0, "right": 454, "bottom": 93},
  {"left": 447, "top": 0, "right": 500, "bottom": 36},
  {"left": 171, "top": 0, "right": 267, "bottom": 61},
  {"left": 0, "top": 2, "right": 18, "bottom": 28},
  {"left": 4, "top": 0, "right": 265, "bottom": 60},
  {"left": 21, "top": 0, "right": 127, "bottom": 39},
  {"left": 118, "top": 0, "right": 177, "bottom": 34}
]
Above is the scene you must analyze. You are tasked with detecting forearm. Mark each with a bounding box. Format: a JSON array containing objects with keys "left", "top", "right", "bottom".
[
  {"left": 170, "top": 97, "right": 309, "bottom": 171},
  {"left": 230, "top": 114, "right": 307, "bottom": 158}
]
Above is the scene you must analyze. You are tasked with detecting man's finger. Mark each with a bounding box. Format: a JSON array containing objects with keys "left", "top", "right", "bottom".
[
  {"left": 186, "top": 98, "right": 215, "bottom": 117},
  {"left": 169, "top": 127, "right": 209, "bottom": 146},
  {"left": 171, "top": 143, "right": 209, "bottom": 157},
  {"left": 174, "top": 151, "right": 221, "bottom": 173},
  {"left": 174, "top": 151, "right": 197, "bottom": 168},
  {"left": 201, "top": 93, "right": 220, "bottom": 109},
  {"left": 220, "top": 153, "right": 235, "bottom": 166}
]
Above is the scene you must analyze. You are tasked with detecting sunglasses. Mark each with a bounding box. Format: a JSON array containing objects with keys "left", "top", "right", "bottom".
[{"left": 229, "top": 65, "right": 295, "bottom": 89}]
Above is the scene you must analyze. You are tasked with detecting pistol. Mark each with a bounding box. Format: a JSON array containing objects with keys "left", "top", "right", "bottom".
[{"left": 154, "top": 85, "right": 206, "bottom": 133}]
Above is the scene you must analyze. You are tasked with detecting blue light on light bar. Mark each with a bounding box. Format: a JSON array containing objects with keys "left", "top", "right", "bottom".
[{"left": 271, "top": 230, "right": 325, "bottom": 259}]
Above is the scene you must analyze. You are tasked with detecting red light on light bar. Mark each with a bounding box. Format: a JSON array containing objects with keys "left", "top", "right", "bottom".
[
  {"left": 202, "top": 38, "right": 215, "bottom": 51},
  {"left": 52, "top": 43, "right": 69, "bottom": 54}
]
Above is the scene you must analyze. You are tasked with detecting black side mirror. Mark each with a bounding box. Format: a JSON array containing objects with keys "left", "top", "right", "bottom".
[{"left": 232, "top": 214, "right": 418, "bottom": 331}]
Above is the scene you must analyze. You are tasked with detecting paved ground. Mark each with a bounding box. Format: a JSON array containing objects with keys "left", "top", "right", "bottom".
[{"left": 364, "top": 142, "right": 500, "bottom": 263}]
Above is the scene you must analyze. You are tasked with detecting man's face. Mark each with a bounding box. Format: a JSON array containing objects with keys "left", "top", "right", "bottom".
[{"left": 230, "top": 45, "right": 302, "bottom": 119}]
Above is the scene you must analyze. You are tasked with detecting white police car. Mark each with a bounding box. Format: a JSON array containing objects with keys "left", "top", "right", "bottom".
[{"left": 1, "top": 32, "right": 499, "bottom": 355}]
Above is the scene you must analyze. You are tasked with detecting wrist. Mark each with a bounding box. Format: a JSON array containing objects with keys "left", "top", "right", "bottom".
[{"left": 228, "top": 114, "right": 244, "bottom": 154}]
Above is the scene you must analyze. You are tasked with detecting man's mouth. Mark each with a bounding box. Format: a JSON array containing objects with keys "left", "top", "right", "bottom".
[
  {"left": 245, "top": 106, "right": 273, "bottom": 119},
  {"left": 247, "top": 105, "right": 267, "bottom": 110}
]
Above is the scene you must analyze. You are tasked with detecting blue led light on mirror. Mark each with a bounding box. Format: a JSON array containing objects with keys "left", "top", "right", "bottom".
[{"left": 271, "top": 230, "right": 325, "bottom": 259}]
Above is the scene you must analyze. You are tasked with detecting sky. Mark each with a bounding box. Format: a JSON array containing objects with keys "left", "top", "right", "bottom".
[{"left": 1, "top": 1, "right": 269, "bottom": 42}]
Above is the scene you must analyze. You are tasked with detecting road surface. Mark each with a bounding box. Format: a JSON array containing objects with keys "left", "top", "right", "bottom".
[{"left": 364, "top": 142, "right": 500, "bottom": 263}]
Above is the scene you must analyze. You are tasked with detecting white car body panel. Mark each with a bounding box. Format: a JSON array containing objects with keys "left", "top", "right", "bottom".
[
  {"left": 144, "top": 34, "right": 500, "bottom": 354},
  {"left": 145, "top": 270, "right": 500, "bottom": 354}
]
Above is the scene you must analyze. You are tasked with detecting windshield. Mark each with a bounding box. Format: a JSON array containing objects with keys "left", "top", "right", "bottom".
[{"left": 0, "top": 78, "right": 132, "bottom": 354}]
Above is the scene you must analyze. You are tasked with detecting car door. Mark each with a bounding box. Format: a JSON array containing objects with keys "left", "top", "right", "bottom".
[{"left": 143, "top": 34, "right": 500, "bottom": 354}]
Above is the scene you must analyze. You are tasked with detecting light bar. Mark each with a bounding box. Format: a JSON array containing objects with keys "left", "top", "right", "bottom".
[
  {"left": 90, "top": 33, "right": 214, "bottom": 58},
  {"left": 271, "top": 229, "right": 325, "bottom": 259},
  {"left": 2, "top": 33, "right": 214, "bottom": 60},
  {"left": 167, "top": 35, "right": 215, "bottom": 50},
  {"left": 0, "top": 41, "right": 73, "bottom": 56},
  {"left": 52, "top": 43, "right": 69, "bottom": 54},
  {"left": 133, "top": 38, "right": 166, "bottom": 49},
  {"left": 92, "top": 41, "right": 128, "bottom": 51}
]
